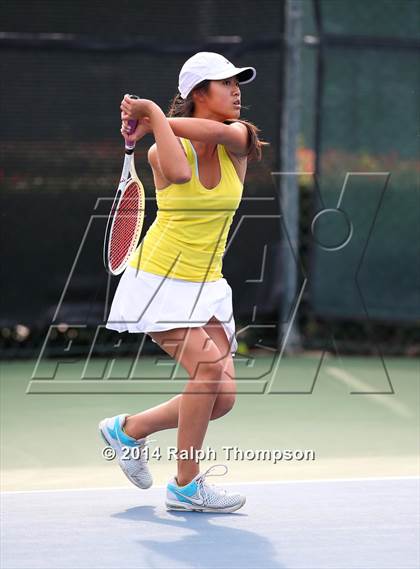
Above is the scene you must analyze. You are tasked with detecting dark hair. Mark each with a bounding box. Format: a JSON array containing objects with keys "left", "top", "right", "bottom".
[{"left": 167, "top": 80, "right": 268, "bottom": 162}]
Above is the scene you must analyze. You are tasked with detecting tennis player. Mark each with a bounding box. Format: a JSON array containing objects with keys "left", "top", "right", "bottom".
[{"left": 100, "top": 52, "right": 266, "bottom": 513}]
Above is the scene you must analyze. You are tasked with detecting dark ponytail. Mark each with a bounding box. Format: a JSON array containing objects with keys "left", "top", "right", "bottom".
[
  {"left": 223, "top": 118, "right": 269, "bottom": 162},
  {"left": 167, "top": 80, "right": 210, "bottom": 118},
  {"left": 167, "top": 80, "right": 268, "bottom": 162}
]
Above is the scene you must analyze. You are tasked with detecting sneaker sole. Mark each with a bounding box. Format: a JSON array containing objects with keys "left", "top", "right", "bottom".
[{"left": 165, "top": 496, "right": 246, "bottom": 513}]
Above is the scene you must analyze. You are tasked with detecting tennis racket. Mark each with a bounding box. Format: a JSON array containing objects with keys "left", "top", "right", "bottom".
[{"left": 103, "top": 94, "right": 145, "bottom": 275}]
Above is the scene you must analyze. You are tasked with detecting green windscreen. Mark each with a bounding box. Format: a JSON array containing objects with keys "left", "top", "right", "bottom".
[{"left": 309, "top": 0, "right": 420, "bottom": 322}]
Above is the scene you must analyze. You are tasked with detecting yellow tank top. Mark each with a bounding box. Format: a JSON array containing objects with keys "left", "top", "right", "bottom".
[{"left": 129, "top": 137, "right": 244, "bottom": 282}]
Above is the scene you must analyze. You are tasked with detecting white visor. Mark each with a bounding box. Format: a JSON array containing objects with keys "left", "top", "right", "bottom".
[{"left": 178, "top": 52, "right": 256, "bottom": 99}]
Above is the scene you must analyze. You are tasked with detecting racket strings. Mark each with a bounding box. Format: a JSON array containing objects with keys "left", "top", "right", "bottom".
[{"left": 109, "top": 181, "right": 144, "bottom": 273}]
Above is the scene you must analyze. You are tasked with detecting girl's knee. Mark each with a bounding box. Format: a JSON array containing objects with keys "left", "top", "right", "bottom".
[{"left": 211, "top": 392, "right": 236, "bottom": 419}]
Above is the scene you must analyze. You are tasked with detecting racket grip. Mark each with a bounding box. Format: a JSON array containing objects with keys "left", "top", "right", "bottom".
[
  {"left": 128, "top": 119, "right": 138, "bottom": 132},
  {"left": 125, "top": 119, "right": 138, "bottom": 151},
  {"left": 125, "top": 94, "right": 140, "bottom": 151}
]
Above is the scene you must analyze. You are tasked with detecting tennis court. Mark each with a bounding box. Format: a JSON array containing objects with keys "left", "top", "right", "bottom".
[
  {"left": 3, "top": 478, "right": 418, "bottom": 569},
  {"left": 1, "top": 355, "right": 419, "bottom": 567}
]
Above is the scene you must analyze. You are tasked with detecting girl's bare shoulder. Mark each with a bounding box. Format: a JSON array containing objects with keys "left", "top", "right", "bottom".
[{"left": 147, "top": 139, "right": 188, "bottom": 191}]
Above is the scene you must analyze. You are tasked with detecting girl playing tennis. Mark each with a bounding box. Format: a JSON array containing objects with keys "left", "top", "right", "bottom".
[{"left": 100, "top": 52, "right": 265, "bottom": 513}]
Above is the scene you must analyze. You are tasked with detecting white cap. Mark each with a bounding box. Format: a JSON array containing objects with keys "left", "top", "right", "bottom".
[{"left": 178, "top": 52, "right": 256, "bottom": 99}]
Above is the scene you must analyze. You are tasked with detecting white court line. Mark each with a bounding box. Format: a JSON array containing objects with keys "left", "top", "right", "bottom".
[
  {"left": 326, "top": 366, "right": 412, "bottom": 418},
  {"left": 2, "top": 476, "right": 419, "bottom": 495}
]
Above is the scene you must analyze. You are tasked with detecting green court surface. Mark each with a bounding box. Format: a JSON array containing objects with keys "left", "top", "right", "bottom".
[{"left": 1, "top": 354, "right": 418, "bottom": 491}]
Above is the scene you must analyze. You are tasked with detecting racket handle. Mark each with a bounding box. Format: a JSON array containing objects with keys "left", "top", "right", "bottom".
[{"left": 125, "top": 94, "right": 139, "bottom": 151}]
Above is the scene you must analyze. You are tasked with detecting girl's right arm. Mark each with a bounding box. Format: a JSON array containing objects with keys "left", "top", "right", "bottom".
[{"left": 121, "top": 96, "right": 191, "bottom": 184}]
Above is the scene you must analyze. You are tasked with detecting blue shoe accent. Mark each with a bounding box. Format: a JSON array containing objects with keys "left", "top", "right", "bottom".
[
  {"left": 167, "top": 480, "right": 199, "bottom": 504},
  {"left": 107, "top": 416, "right": 138, "bottom": 447},
  {"left": 167, "top": 491, "right": 194, "bottom": 504}
]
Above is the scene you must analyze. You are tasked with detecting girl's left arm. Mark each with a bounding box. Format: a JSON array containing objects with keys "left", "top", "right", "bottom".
[
  {"left": 120, "top": 98, "right": 248, "bottom": 156},
  {"left": 167, "top": 118, "right": 249, "bottom": 156}
]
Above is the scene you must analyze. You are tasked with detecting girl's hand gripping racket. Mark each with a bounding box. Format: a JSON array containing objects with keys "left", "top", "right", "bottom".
[{"left": 103, "top": 95, "right": 145, "bottom": 275}]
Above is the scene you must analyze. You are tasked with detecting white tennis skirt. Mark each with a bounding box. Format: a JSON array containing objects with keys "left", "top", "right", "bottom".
[{"left": 106, "top": 266, "right": 238, "bottom": 356}]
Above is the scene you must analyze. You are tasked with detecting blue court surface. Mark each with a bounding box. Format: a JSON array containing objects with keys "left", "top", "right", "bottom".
[{"left": 2, "top": 476, "right": 418, "bottom": 569}]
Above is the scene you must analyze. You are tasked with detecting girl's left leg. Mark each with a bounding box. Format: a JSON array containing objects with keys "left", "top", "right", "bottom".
[
  {"left": 123, "top": 381, "right": 232, "bottom": 440},
  {"left": 123, "top": 317, "right": 236, "bottom": 440}
]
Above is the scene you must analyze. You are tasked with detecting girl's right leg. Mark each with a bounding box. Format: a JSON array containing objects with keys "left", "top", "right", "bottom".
[
  {"left": 148, "top": 326, "right": 226, "bottom": 486},
  {"left": 123, "top": 318, "right": 236, "bottom": 438}
]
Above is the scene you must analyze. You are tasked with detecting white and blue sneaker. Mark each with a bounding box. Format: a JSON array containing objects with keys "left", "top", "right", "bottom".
[
  {"left": 166, "top": 464, "right": 246, "bottom": 513},
  {"left": 99, "top": 413, "right": 153, "bottom": 489}
]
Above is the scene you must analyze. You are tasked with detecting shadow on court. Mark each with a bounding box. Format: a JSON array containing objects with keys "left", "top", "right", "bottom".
[{"left": 113, "top": 505, "right": 283, "bottom": 569}]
